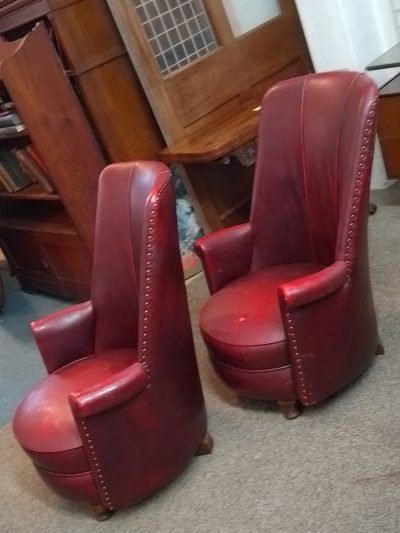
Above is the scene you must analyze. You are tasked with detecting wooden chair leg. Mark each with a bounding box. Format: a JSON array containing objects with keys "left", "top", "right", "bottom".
[
  {"left": 278, "top": 400, "right": 302, "bottom": 420},
  {"left": 375, "top": 338, "right": 384, "bottom": 355},
  {"left": 195, "top": 432, "right": 214, "bottom": 456},
  {"left": 89, "top": 504, "right": 114, "bottom": 521}
]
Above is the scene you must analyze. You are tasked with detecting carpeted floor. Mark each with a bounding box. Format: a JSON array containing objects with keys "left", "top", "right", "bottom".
[{"left": 1, "top": 198, "right": 400, "bottom": 532}]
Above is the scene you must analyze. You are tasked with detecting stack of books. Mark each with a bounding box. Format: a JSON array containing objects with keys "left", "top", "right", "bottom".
[
  {"left": 0, "top": 106, "right": 26, "bottom": 138},
  {"left": 0, "top": 108, "right": 25, "bottom": 139},
  {"left": 0, "top": 94, "right": 55, "bottom": 194},
  {"left": 0, "top": 143, "right": 55, "bottom": 193}
]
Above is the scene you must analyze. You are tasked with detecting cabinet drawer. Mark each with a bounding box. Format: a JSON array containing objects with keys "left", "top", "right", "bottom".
[{"left": 0, "top": 227, "right": 91, "bottom": 300}]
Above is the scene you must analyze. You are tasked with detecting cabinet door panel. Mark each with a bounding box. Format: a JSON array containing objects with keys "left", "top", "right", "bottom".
[
  {"left": 40, "top": 233, "right": 91, "bottom": 284},
  {"left": 0, "top": 231, "right": 52, "bottom": 277}
]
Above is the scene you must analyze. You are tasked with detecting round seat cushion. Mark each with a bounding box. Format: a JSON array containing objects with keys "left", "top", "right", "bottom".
[
  {"left": 13, "top": 348, "right": 137, "bottom": 474},
  {"left": 200, "top": 263, "right": 324, "bottom": 370}
]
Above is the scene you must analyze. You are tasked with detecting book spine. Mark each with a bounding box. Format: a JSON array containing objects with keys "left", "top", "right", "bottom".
[
  {"left": 11, "top": 147, "right": 55, "bottom": 193},
  {"left": 25, "top": 144, "right": 50, "bottom": 176},
  {"left": 0, "top": 162, "right": 15, "bottom": 192},
  {"left": 0, "top": 149, "right": 33, "bottom": 190},
  {"left": 0, "top": 124, "right": 26, "bottom": 137}
]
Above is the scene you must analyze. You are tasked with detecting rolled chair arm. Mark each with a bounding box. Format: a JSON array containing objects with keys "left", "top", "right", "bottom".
[
  {"left": 194, "top": 223, "right": 253, "bottom": 293},
  {"left": 69, "top": 363, "right": 147, "bottom": 418},
  {"left": 31, "top": 301, "right": 95, "bottom": 374},
  {"left": 279, "top": 261, "right": 347, "bottom": 309}
]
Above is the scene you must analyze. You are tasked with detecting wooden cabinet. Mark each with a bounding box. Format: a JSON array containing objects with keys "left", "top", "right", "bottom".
[
  {"left": 0, "top": 0, "right": 165, "bottom": 299},
  {"left": 109, "top": 0, "right": 313, "bottom": 230},
  {"left": 0, "top": 23, "right": 104, "bottom": 299},
  {"left": 0, "top": 217, "right": 90, "bottom": 299},
  {"left": 376, "top": 75, "right": 400, "bottom": 178}
]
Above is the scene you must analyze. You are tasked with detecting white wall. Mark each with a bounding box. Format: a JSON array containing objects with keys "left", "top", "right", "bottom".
[{"left": 295, "top": 0, "right": 400, "bottom": 189}]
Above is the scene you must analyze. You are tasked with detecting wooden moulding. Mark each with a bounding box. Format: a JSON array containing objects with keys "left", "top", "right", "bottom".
[
  {"left": 158, "top": 107, "right": 260, "bottom": 163},
  {"left": 0, "top": 0, "right": 50, "bottom": 32}
]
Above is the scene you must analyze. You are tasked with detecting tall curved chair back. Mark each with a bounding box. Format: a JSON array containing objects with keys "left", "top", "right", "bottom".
[
  {"left": 13, "top": 161, "right": 211, "bottom": 518},
  {"left": 251, "top": 71, "right": 375, "bottom": 270},
  {"left": 195, "top": 71, "right": 381, "bottom": 418}
]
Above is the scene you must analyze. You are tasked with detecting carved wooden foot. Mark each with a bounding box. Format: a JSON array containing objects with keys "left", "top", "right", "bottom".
[
  {"left": 375, "top": 339, "right": 384, "bottom": 355},
  {"left": 195, "top": 432, "right": 214, "bottom": 456},
  {"left": 89, "top": 504, "right": 114, "bottom": 521},
  {"left": 278, "top": 400, "right": 302, "bottom": 420}
]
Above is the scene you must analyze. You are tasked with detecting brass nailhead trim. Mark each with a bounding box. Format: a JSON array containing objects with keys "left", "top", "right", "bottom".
[
  {"left": 140, "top": 174, "right": 171, "bottom": 382},
  {"left": 81, "top": 420, "right": 113, "bottom": 509}
]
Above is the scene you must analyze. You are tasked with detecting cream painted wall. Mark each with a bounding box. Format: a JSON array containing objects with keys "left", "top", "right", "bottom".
[{"left": 295, "top": 0, "right": 400, "bottom": 188}]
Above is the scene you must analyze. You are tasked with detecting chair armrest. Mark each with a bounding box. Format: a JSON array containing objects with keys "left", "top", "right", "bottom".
[
  {"left": 194, "top": 223, "right": 252, "bottom": 293},
  {"left": 31, "top": 301, "right": 95, "bottom": 374},
  {"left": 69, "top": 363, "right": 147, "bottom": 418},
  {"left": 278, "top": 261, "right": 347, "bottom": 309}
]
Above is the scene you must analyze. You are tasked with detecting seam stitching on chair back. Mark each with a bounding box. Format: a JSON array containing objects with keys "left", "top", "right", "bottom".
[
  {"left": 335, "top": 74, "right": 360, "bottom": 241},
  {"left": 127, "top": 166, "right": 139, "bottom": 307},
  {"left": 284, "top": 310, "right": 312, "bottom": 405},
  {"left": 301, "top": 75, "right": 318, "bottom": 263},
  {"left": 140, "top": 171, "right": 170, "bottom": 382},
  {"left": 343, "top": 97, "right": 377, "bottom": 277}
]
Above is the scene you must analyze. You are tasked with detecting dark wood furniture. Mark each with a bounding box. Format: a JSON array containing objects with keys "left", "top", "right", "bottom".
[
  {"left": 366, "top": 45, "right": 400, "bottom": 178},
  {"left": 373, "top": 75, "right": 400, "bottom": 177},
  {"left": 109, "top": 0, "right": 313, "bottom": 231},
  {"left": 0, "top": 0, "right": 165, "bottom": 299},
  {"left": 158, "top": 107, "right": 260, "bottom": 230},
  {"left": 0, "top": 23, "right": 104, "bottom": 299},
  {"left": 0, "top": 0, "right": 165, "bottom": 163}
]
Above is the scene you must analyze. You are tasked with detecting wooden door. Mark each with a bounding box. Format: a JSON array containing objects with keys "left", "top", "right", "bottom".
[{"left": 107, "top": 0, "right": 312, "bottom": 144}]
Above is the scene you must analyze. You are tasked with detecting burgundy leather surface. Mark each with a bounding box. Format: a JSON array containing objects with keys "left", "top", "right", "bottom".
[
  {"left": 194, "top": 223, "right": 253, "bottom": 294},
  {"left": 70, "top": 362, "right": 147, "bottom": 418},
  {"left": 13, "top": 161, "right": 208, "bottom": 511},
  {"left": 196, "top": 71, "right": 379, "bottom": 408},
  {"left": 279, "top": 260, "right": 347, "bottom": 309},
  {"left": 212, "top": 361, "right": 296, "bottom": 401},
  {"left": 31, "top": 301, "right": 95, "bottom": 374},
  {"left": 200, "top": 263, "right": 323, "bottom": 369},
  {"left": 203, "top": 333, "right": 289, "bottom": 371},
  {"left": 13, "top": 349, "right": 137, "bottom": 473},
  {"left": 37, "top": 468, "right": 100, "bottom": 504}
]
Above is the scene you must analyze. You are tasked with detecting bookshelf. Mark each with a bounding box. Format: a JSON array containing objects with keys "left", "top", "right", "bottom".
[
  {"left": 0, "top": 183, "right": 60, "bottom": 201},
  {"left": 0, "top": 22, "right": 105, "bottom": 300},
  {"left": 0, "top": 0, "right": 166, "bottom": 300}
]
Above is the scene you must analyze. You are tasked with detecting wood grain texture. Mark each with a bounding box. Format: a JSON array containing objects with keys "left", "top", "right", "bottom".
[
  {"left": 106, "top": 0, "right": 186, "bottom": 144},
  {"left": 377, "top": 77, "right": 400, "bottom": 178},
  {"left": 0, "top": 210, "right": 91, "bottom": 300},
  {"left": 108, "top": 0, "right": 312, "bottom": 230},
  {"left": 108, "top": 0, "right": 312, "bottom": 145},
  {"left": 1, "top": 23, "right": 105, "bottom": 251},
  {"left": 159, "top": 107, "right": 260, "bottom": 163},
  {"left": 50, "top": 0, "right": 165, "bottom": 162}
]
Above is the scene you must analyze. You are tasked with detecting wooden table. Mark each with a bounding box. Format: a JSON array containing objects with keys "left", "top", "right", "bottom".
[
  {"left": 366, "top": 43, "right": 400, "bottom": 70},
  {"left": 367, "top": 45, "right": 400, "bottom": 178},
  {"left": 158, "top": 106, "right": 260, "bottom": 231}
]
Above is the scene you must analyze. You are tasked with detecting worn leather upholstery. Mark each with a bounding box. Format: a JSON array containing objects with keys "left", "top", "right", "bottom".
[
  {"left": 13, "top": 161, "right": 208, "bottom": 512},
  {"left": 195, "top": 71, "right": 380, "bottom": 411}
]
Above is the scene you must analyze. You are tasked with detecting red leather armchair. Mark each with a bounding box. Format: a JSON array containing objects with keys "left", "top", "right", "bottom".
[
  {"left": 195, "top": 71, "right": 383, "bottom": 419},
  {"left": 13, "top": 161, "right": 211, "bottom": 519}
]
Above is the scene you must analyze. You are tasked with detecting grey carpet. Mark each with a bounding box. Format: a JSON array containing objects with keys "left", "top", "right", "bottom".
[
  {"left": 0, "top": 269, "right": 68, "bottom": 427},
  {"left": 1, "top": 205, "right": 400, "bottom": 532}
]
